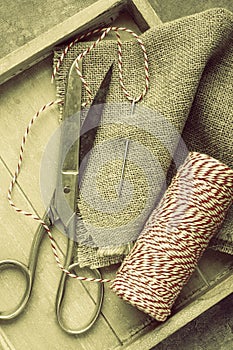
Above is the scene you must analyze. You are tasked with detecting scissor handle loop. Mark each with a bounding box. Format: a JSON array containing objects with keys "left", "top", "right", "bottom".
[
  {"left": 56, "top": 263, "right": 104, "bottom": 335},
  {"left": 0, "top": 260, "right": 32, "bottom": 320}
]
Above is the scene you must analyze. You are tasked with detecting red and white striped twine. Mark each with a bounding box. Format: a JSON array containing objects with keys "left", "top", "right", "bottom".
[
  {"left": 52, "top": 26, "right": 149, "bottom": 105},
  {"left": 110, "top": 152, "right": 233, "bottom": 321},
  {"left": 7, "top": 26, "right": 149, "bottom": 284}
]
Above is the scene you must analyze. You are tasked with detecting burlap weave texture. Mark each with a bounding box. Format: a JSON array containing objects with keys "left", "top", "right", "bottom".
[{"left": 54, "top": 8, "right": 233, "bottom": 268}]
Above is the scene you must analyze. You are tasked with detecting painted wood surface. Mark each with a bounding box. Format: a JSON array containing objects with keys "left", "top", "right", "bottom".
[
  {"left": 0, "top": 0, "right": 161, "bottom": 85},
  {"left": 0, "top": 2, "right": 232, "bottom": 349}
]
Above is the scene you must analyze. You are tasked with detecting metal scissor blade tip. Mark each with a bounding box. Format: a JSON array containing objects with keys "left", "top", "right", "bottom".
[{"left": 91, "top": 62, "right": 114, "bottom": 106}]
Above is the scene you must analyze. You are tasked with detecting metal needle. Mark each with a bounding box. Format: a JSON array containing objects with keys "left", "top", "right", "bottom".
[
  {"left": 118, "top": 139, "right": 130, "bottom": 196},
  {"left": 118, "top": 100, "right": 136, "bottom": 197}
]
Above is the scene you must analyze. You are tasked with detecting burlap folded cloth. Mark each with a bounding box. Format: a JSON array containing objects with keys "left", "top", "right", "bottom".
[{"left": 54, "top": 8, "right": 233, "bottom": 268}]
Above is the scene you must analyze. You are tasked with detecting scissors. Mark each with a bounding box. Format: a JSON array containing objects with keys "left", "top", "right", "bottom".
[{"left": 0, "top": 59, "right": 113, "bottom": 334}]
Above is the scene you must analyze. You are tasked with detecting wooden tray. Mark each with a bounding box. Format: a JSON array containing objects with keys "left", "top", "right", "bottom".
[
  {"left": 0, "top": 0, "right": 232, "bottom": 349},
  {"left": 0, "top": 0, "right": 161, "bottom": 85}
]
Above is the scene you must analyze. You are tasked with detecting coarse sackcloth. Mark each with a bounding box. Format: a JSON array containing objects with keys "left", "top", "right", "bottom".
[{"left": 54, "top": 8, "right": 233, "bottom": 268}]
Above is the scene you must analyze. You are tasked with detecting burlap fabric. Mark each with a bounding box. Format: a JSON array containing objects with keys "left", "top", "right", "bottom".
[{"left": 54, "top": 8, "right": 233, "bottom": 268}]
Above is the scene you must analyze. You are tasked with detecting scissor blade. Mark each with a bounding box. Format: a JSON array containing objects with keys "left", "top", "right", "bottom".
[
  {"left": 52, "top": 61, "right": 113, "bottom": 231},
  {"left": 64, "top": 59, "right": 83, "bottom": 118},
  {"left": 62, "top": 60, "right": 83, "bottom": 173},
  {"left": 79, "top": 63, "right": 113, "bottom": 169},
  {"left": 51, "top": 60, "right": 83, "bottom": 232},
  {"left": 87, "top": 63, "right": 113, "bottom": 110}
]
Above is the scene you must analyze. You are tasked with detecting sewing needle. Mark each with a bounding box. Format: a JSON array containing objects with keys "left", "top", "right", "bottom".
[
  {"left": 118, "top": 100, "right": 136, "bottom": 197},
  {"left": 118, "top": 139, "right": 130, "bottom": 196}
]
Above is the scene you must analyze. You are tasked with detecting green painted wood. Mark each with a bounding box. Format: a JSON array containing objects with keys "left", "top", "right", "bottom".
[{"left": 0, "top": 161, "right": 120, "bottom": 350}]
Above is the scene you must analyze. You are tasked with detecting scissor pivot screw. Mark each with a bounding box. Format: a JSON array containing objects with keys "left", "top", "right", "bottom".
[{"left": 63, "top": 186, "right": 71, "bottom": 194}]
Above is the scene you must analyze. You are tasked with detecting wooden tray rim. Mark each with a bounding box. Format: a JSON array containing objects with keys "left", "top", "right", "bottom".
[{"left": 0, "top": 0, "right": 161, "bottom": 85}]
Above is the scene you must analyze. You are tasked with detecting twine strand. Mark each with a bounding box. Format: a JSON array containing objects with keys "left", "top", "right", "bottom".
[{"left": 52, "top": 26, "right": 149, "bottom": 105}]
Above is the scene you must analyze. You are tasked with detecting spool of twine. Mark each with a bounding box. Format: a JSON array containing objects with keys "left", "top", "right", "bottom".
[{"left": 111, "top": 152, "right": 233, "bottom": 321}]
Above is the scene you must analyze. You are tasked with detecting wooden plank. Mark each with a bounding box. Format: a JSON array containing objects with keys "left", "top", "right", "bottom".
[
  {"left": 127, "top": 0, "right": 162, "bottom": 30},
  {"left": 0, "top": 327, "right": 16, "bottom": 350},
  {"left": 197, "top": 249, "right": 233, "bottom": 283},
  {"left": 0, "top": 56, "right": 58, "bottom": 218},
  {"left": 0, "top": 0, "right": 122, "bottom": 84},
  {"left": 0, "top": 161, "right": 120, "bottom": 350},
  {"left": 174, "top": 250, "right": 233, "bottom": 309},
  {"left": 0, "top": 0, "right": 159, "bottom": 85},
  {"left": 0, "top": 159, "right": 38, "bottom": 263}
]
